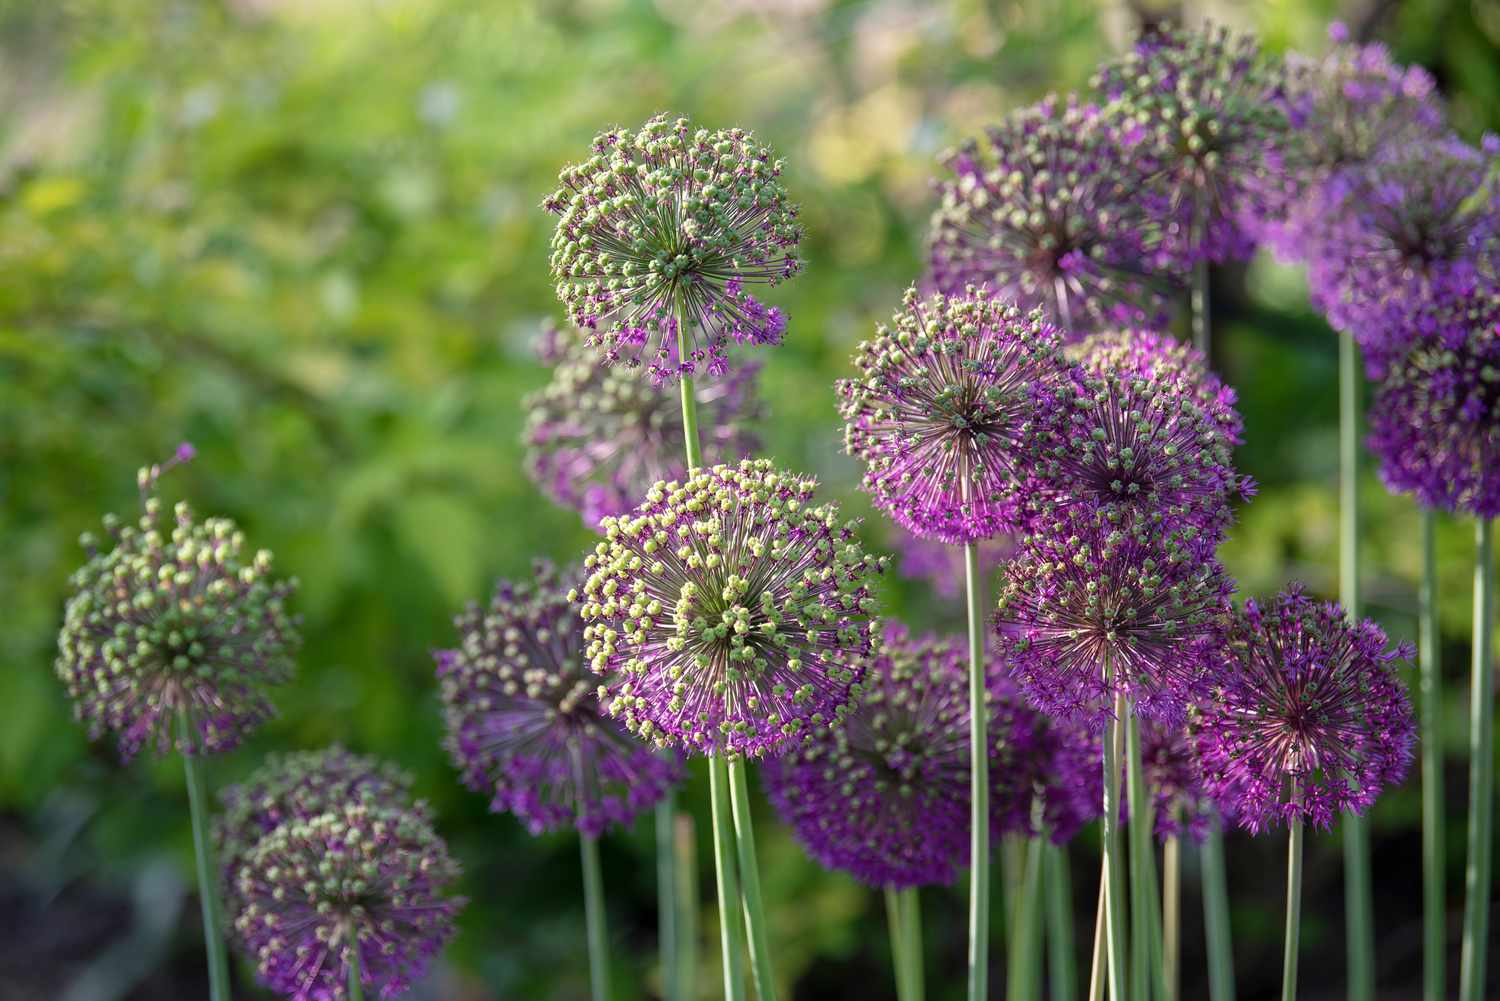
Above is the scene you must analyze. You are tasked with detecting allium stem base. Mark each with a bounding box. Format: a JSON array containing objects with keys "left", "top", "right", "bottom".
[
  {"left": 180, "top": 712, "right": 231, "bottom": 1001},
  {"left": 1459, "top": 518, "right": 1494, "bottom": 1001}
]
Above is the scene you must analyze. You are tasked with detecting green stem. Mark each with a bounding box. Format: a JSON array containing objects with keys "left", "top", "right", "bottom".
[
  {"left": 964, "top": 541, "right": 991, "bottom": 1001},
  {"left": 1282, "top": 808, "right": 1305, "bottom": 1001},
  {"left": 1191, "top": 257, "right": 1211, "bottom": 360},
  {"left": 1124, "top": 709, "right": 1162, "bottom": 1001},
  {"left": 1006, "top": 835, "right": 1044, "bottom": 1001},
  {"left": 1419, "top": 509, "right": 1445, "bottom": 1001},
  {"left": 1163, "top": 833, "right": 1181, "bottom": 1001},
  {"left": 657, "top": 793, "right": 679, "bottom": 1001},
  {"left": 709, "top": 755, "right": 747, "bottom": 1001},
  {"left": 1459, "top": 519, "right": 1494, "bottom": 1001},
  {"left": 677, "top": 300, "right": 704, "bottom": 470},
  {"left": 902, "top": 888, "right": 924, "bottom": 1001},
  {"left": 1200, "top": 817, "right": 1236, "bottom": 1001},
  {"left": 675, "top": 812, "right": 699, "bottom": 1001},
  {"left": 180, "top": 712, "right": 231, "bottom": 1001},
  {"left": 1044, "top": 842, "right": 1077, "bottom": 1001},
  {"left": 726, "top": 758, "right": 776, "bottom": 1001},
  {"left": 1088, "top": 855, "right": 1107, "bottom": 1001},
  {"left": 1001, "top": 834, "right": 1025, "bottom": 945},
  {"left": 1339, "top": 331, "right": 1375, "bottom": 1001},
  {"left": 348, "top": 930, "right": 365, "bottom": 1001},
  {"left": 886, "top": 888, "right": 909, "bottom": 1001},
  {"left": 580, "top": 834, "right": 611, "bottom": 1001},
  {"left": 1102, "top": 691, "right": 1129, "bottom": 1001}
]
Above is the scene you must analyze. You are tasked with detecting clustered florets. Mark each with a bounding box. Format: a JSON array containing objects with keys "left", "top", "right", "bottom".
[
  {"left": 523, "top": 320, "right": 763, "bottom": 527},
  {"left": 576, "top": 459, "right": 885, "bottom": 758},
  {"left": 1138, "top": 719, "right": 1215, "bottom": 841},
  {"left": 436, "top": 561, "right": 682, "bottom": 836},
  {"left": 543, "top": 113, "right": 802, "bottom": 383},
  {"left": 55, "top": 448, "right": 299, "bottom": 760}
]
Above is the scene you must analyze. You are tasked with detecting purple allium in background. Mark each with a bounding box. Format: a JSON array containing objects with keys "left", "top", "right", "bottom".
[
  {"left": 889, "top": 524, "right": 1013, "bottom": 601},
  {"left": 928, "top": 95, "right": 1175, "bottom": 336},
  {"left": 1197, "top": 586, "right": 1415, "bottom": 833},
  {"left": 1094, "top": 21, "right": 1297, "bottom": 264},
  {"left": 233, "top": 801, "right": 464, "bottom": 1001},
  {"left": 437, "top": 562, "right": 682, "bottom": 836},
  {"left": 837, "top": 288, "right": 1067, "bottom": 545},
  {"left": 542, "top": 113, "right": 802, "bottom": 383},
  {"left": 524, "top": 320, "right": 763, "bottom": 528},
  {"left": 1138, "top": 719, "right": 1213, "bottom": 841},
  {"left": 576, "top": 459, "right": 885, "bottom": 758},
  {"left": 1368, "top": 289, "right": 1500, "bottom": 517},
  {"left": 55, "top": 451, "right": 299, "bottom": 760},
  {"left": 993, "top": 507, "right": 1233, "bottom": 728}
]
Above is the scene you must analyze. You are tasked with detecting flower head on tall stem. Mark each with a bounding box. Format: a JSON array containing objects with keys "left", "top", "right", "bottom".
[
  {"left": 524, "top": 321, "right": 763, "bottom": 527},
  {"left": 1094, "top": 21, "right": 1298, "bottom": 264},
  {"left": 837, "top": 288, "right": 1068, "bottom": 544},
  {"left": 993, "top": 507, "right": 1233, "bottom": 728},
  {"left": 543, "top": 113, "right": 802, "bottom": 383},
  {"left": 1197, "top": 586, "right": 1416, "bottom": 833},
  {"left": 233, "top": 801, "right": 464, "bottom": 1001},
  {"left": 1137, "top": 718, "right": 1214, "bottom": 841},
  {"left": 55, "top": 447, "right": 299, "bottom": 760},
  {"left": 437, "top": 561, "right": 683, "bottom": 836},
  {"left": 928, "top": 95, "right": 1176, "bottom": 336},
  {"left": 576, "top": 459, "right": 886, "bottom": 758}
]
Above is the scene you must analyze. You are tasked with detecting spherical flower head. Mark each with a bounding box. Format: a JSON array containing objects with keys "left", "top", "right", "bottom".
[
  {"left": 543, "top": 113, "right": 803, "bottom": 383},
  {"left": 215, "top": 747, "right": 413, "bottom": 923},
  {"left": 1094, "top": 21, "right": 1297, "bottom": 264},
  {"left": 889, "top": 524, "right": 1013, "bottom": 601},
  {"left": 437, "top": 561, "right": 683, "bottom": 836},
  {"left": 233, "top": 801, "right": 464, "bottom": 1001},
  {"left": 1197, "top": 586, "right": 1415, "bottom": 833},
  {"left": 1027, "top": 332, "right": 1251, "bottom": 542},
  {"left": 929, "top": 95, "right": 1176, "bottom": 337},
  {"left": 994, "top": 507, "right": 1233, "bottom": 728},
  {"left": 55, "top": 451, "right": 299, "bottom": 760},
  {"left": 837, "top": 288, "right": 1068, "bottom": 544},
  {"left": 577, "top": 459, "right": 886, "bottom": 758},
  {"left": 1138, "top": 719, "right": 1213, "bottom": 841},
  {"left": 523, "top": 321, "right": 763, "bottom": 528},
  {"left": 1368, "top": 287, "right": 1500, "bottom": 517}
]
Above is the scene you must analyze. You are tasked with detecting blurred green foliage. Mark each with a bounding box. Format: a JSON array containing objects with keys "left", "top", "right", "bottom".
[{"left": 3, "top": 0, "right": 1498, "bottom": 998}]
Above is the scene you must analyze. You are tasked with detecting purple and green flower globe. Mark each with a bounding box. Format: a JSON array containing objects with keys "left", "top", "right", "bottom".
[
  {"left": 576, "top": 459, "right": 885, "bottom": 758},
  {"left": 54, "top": 448, "right": 299, "bottom": 760},
  {"left": 524, "top": 320, "right": 763, "bottom": 528},
  {"left": 1197, "top": 587, "right": 1415, "bottom": 833},
  {"left": 543, "top": 112, "right": 803, "bottom": 384},
  {"left": 437, "top": 562, "right": 683, "bottom": 836},
  {"left": 233, "top": 801, "right": 464, "bottom": 1001},
  {"left": 838, "top": 288, "right": 1068, "bottom": 545}
]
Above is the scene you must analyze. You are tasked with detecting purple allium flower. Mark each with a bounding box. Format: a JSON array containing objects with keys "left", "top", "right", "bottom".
[
  {"left": 523, "top": 321, "right": 763, "bottom": 528},
  {"left": 1197, "top": 586, "right": 1415, "bottom": 833},
  {"left": 437, "top": 561, "right": 683, "bottom": 836},
  {"left": 576, "top": 459, "right": 886, "bottom": 758},
  {"left": 1094, "top": 21, "right": 1297, "bottom": 264},
  {"left": 233, "top": 801, "right": 464, "bottom": 1001},
  {"left": 55, "top": 456, "right": 299, "bottom": 760},
  {"left": 215, "top": 747, "right": 413, "bottom": 926},
  {"left": 1138, "top": 719, "right": 1213, "bottom": 842},
  {"left": 837, "top": 288, "right": 1068, "bottom": 545},
  {"left": 928, "top": 95, "right": 1176, "bottom": 337},
  {"left": 889, "top": 525, "right": 1013, "bottom": 601},
  {"left": 1368, "top": 289, "right": 1500, "bottom": 517},
  {"left": 543, "top": 113, "right": 802, "bottom": 383},
  {"left": 993, "top": 507, "right": 1233, "bottom": 728}
]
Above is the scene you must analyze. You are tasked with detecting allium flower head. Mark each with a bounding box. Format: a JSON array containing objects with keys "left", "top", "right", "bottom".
[
  {"left": 524, "top": 321, "right": 763, "bottom": 527},
  {"left": 1067, "top": 328, "right": 1248, "bottom": 440},
  {"left": 1197, "top": 586, "right": 1415, "bottom": 833},
  {"left": 437, "top": 561, "right": 682, "bottom": 836},
  {"left": 1094, "top": 22, "right": 1297, "bottom": 263},
  {"left": 55, "top": 449, "right": 298, "bottom": 760},
  {"left": 837, "top": 288, "right": 1068, "bottom": 544},
  {"left": 994, "top": 507, "right": 1233, "bottom": 728},
  {"left": 543, "top": 113, "right": 802, "bottom": 383},
  {"left": 1368, "top": 288, "right": 1500, "bottom": 517},
  {"left": 929, "top": 95, "right": 1175, "bottom": 336},
  {"left": 576, "top": 459, "right": 885, "bottom": 758},
  {"left": 233, "top": 801, "right": 464, "bottom": 1001},
  {"left": 1138, "top": 719, "right": 1213, "bottom": 841}
]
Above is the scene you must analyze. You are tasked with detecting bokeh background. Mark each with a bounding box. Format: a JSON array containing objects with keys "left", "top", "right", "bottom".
[{"left": 4, "top": 0, "right": 1499, "bottom": 998}]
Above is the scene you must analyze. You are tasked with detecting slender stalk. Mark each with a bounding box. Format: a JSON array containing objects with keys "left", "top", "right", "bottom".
[
  {"left": 1088, "top": 858, "right": 1106, "bottom": 1001},
  {"left": 726, "top": 758, "right": 776, "bottom": 1001},
  {"left": 901, "top": 888, "right": 924, "bottom": 1001},
  {"left": 709, "top": 755, "right": 747, "bottom": 1001},
  {"left": 1459, "top": 519, "right": 1494, "bottom": 1001},
  {"left": 180, "top": 712, "right": 231, "bottom": 1001},
  {"left": 676, "top": 302, "right": 704, "bottom": 471},
  {"left": 886, "top": 888, "right": 910, "bottom": 1001},
  {"left": 1191, "top": 257, "right": 1211, "bottom": 360},
  {"left": 1124, "top": 709, "right": 1163, "bottom": 1001},
  {"left": 1200, "top": 816, "right": 1236, "bottom": 1001},
  {"left": 675, "top": 812, "right": 699, "bottom": 1001},
  {"left": 657, "top": 793, "right": 679, "bottom": 1001},
  {"left": 348, "top": 931, "right": 365, "bottom": 1001},
  {"left": 1001, "top": 834, "right": 1025, "bottom": 944},
  {"left": 1163, "top": 833, "right": 1181, "bottom": 1001},
  {"left": 964, "top": 541, "right": 991, "bottom": 1001},
  {"left": 1044, "top": 842, "right": 1077, "bottom": 1001},
  {"left": 1419, "top": 509, "right": 1445, "bottom": 1001},
  {"left": 580, "top": 834, "right": 611, "bottom": 1001},
  {"left": 1101, "top": 691, "right": 1130, "bottom": 1001},
  {"left": 1339, "top": 331, "right": 1376, "bottom": 1001},
  {"left": 1006, "top": 834, "right": 1044, "bottom": 1001},
  {"left": 1282, "top": 798, "right": 1305, "bottom": 1001}
]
